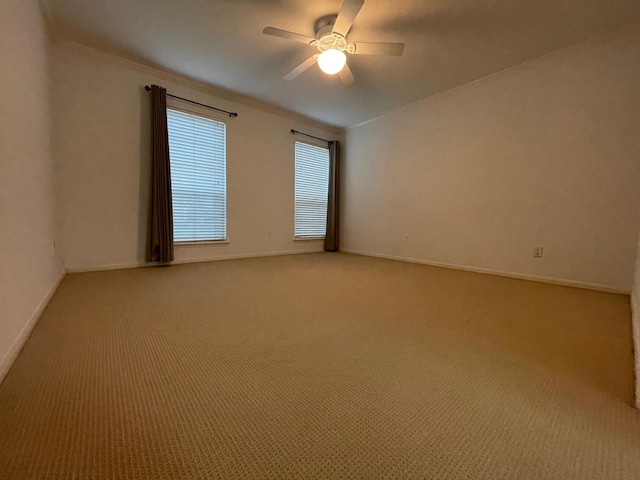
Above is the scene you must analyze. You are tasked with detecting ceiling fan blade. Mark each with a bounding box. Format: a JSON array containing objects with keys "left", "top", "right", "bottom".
[
  {"left": 352, "top": 42, "right": 405, "bottom": 56},
  {"left": 284, "top": 54, "right": 319, "bottom": 80},
  {"left": 332, "top": 0, "right": 365, "bottom": 37},
  {"left": 263, "top": 27, "right": 317, "bottom": 46},
  {"left": 338, "top": 63, "right": 355, "bottom": 87}
]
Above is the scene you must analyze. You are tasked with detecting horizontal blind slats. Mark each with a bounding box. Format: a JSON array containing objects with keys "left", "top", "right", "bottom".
[
  {"left": 294, "top": 141, "right": 329, "bottom": 238},
  {"left": 167, "top": 108, "right": 227, "bottom": 242}
]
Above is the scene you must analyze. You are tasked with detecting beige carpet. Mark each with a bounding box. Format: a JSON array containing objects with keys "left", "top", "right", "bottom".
[{"left": 0, "top": 253, "right": 639, "bottom": 479}]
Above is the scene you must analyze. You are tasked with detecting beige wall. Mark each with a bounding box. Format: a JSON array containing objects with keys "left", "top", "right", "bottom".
[
  {"left": 52, "top": 44, "right": 341, "bottom": 272},
  {"left": 0, "top": 0, "right": 64, "bottom": 379},
  {"left": 342, "top": 27, "right": 640, "bottom": 292}
]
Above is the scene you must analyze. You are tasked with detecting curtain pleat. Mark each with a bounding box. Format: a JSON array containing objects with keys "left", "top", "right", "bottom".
[
  {"left": 147, "top": 85, "right": 174, "bottom": 263},
  {"left": 324, "top": 140, "right": 340, "bottom": 252}
]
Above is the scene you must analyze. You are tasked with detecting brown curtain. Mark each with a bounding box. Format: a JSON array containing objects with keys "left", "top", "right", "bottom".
[
  {"left": 146, "top": 85, "right": 174, "bottom": 263},
  {"left": 325, "top": 140, "right": 340, "bottom": 252}
]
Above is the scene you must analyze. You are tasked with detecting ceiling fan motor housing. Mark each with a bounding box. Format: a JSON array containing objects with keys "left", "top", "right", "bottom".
[{"left": 316, "top": 23, "right": 355, "bottom": 54}]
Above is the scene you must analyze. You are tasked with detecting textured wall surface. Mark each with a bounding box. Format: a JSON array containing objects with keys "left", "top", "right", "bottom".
[
  {"left": 343, "top": 27, "right": 640, "bottom": 292},
  {"left": 52, "top": 45, "right": 340, "bottom": 271},
  {"left": 0, "top": 0, "right": 64, "bottom": 380}
]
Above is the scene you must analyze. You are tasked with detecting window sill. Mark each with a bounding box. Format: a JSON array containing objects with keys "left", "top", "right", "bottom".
[
  {"left": 175, "top": 240, "right": 229, "bottom": 247},
  {"left": 293, "top": 237, "right": 325, "bottom": 242}
]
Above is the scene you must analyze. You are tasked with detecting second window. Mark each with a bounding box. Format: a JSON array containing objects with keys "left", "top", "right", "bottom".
[{"left": 294, "top": 141, "right": 329, "bottom": 239}]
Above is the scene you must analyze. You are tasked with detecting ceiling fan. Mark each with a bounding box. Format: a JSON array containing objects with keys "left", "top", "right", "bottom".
[{"left": 262, "top": 0, "right": 404, "bottom": 87}]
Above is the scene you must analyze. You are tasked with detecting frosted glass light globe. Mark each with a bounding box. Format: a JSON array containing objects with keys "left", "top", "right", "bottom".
[{"left": 317, "top": 49, "right": 347, "bottom": 75}]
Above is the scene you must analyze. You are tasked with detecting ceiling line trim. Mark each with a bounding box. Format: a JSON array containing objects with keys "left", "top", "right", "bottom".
[
  {"left": 53, "top": 39, "right": 345, "bottom": 136},
  {"left": 347, "top": 20, "right": 640, "bottom": 131}
]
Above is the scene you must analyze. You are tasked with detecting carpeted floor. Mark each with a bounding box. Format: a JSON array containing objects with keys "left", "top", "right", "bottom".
[{"left": 0, "top": 252, "right": 639, "bottom": 479}]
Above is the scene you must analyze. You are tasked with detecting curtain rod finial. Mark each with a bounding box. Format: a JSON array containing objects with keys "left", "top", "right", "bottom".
[{"left": 145, "top": 85, "right": 151, "bottom": 91}]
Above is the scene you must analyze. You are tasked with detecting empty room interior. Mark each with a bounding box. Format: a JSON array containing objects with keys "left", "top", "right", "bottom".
[{"left": 3, "top": 0, "right": 640, "bottom": 478}]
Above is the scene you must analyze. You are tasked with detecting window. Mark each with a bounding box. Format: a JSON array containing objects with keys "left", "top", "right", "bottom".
[
  {"left": 294, "top": 141, "right": 329, "bottom": 239},
  {"left": 167, "top": 107, "right": 227, "bottom": 243}
]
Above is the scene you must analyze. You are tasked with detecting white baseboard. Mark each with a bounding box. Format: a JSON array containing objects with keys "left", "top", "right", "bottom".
[
  {"left": 65, "top": 249, "right": 325, "bottom": 273},
  {"left": 0, "top": 268, "right": 66, "bottom": 385},
  {"left": 171, "top": 249, "right": 325, "bottom": 266},
  {"left": 631, "top": 293, "right": 640, "bottom": 409},
  {"left": 65, "top": 262, "right": 146, "bottom": 273},
  {"left": 341, "top": 249, "right": 629, "bottom": 295}
]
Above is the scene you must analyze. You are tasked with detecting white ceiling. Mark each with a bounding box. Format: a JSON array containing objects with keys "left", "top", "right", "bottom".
[{"left": 42, "top": 0, "right": 640, "bottom": 129}]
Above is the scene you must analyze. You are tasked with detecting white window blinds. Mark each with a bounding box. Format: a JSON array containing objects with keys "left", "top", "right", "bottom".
[
  {"left": 294, "top": 141, "right": 330, "bottom": 238},
  {"left": 167, "top": 108, "right": 227, "bottom": 243}
]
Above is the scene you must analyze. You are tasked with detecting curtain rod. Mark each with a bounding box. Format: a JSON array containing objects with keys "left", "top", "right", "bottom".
[
  {"left": 290, "top": 129, "right": 331, "bottom": 143},
  {"left": 145, "top": 85, "right": 238, "bottom": 118}
]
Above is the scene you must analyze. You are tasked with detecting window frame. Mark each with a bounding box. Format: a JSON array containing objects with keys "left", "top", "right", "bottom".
[
  {"left": 292, "top": 137, "right": 330, "bottom": 241},
  {"left": 166, "top": 98, "right": 229, "bottom": 246}
]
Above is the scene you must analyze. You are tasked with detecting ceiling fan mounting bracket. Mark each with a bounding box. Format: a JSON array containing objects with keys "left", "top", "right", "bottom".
[{"left": 313, "top": 15, "right": 337, "bottom": 36}]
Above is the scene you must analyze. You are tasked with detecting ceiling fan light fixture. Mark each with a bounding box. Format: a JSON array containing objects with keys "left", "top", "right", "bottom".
[{"left": 317, "top": 49, "right": 346, "bottom": 75}]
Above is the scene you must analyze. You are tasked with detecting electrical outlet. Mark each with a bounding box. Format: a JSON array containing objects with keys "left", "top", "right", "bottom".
[
  {"left": 533, "top": 246, "right": 544, "bottom": 258},
  {"left": 268, "top": 230, "right": 272, "bottom": 238},
  {"left": 404, "top": 234, "right": 409, "bottom": 242}
]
